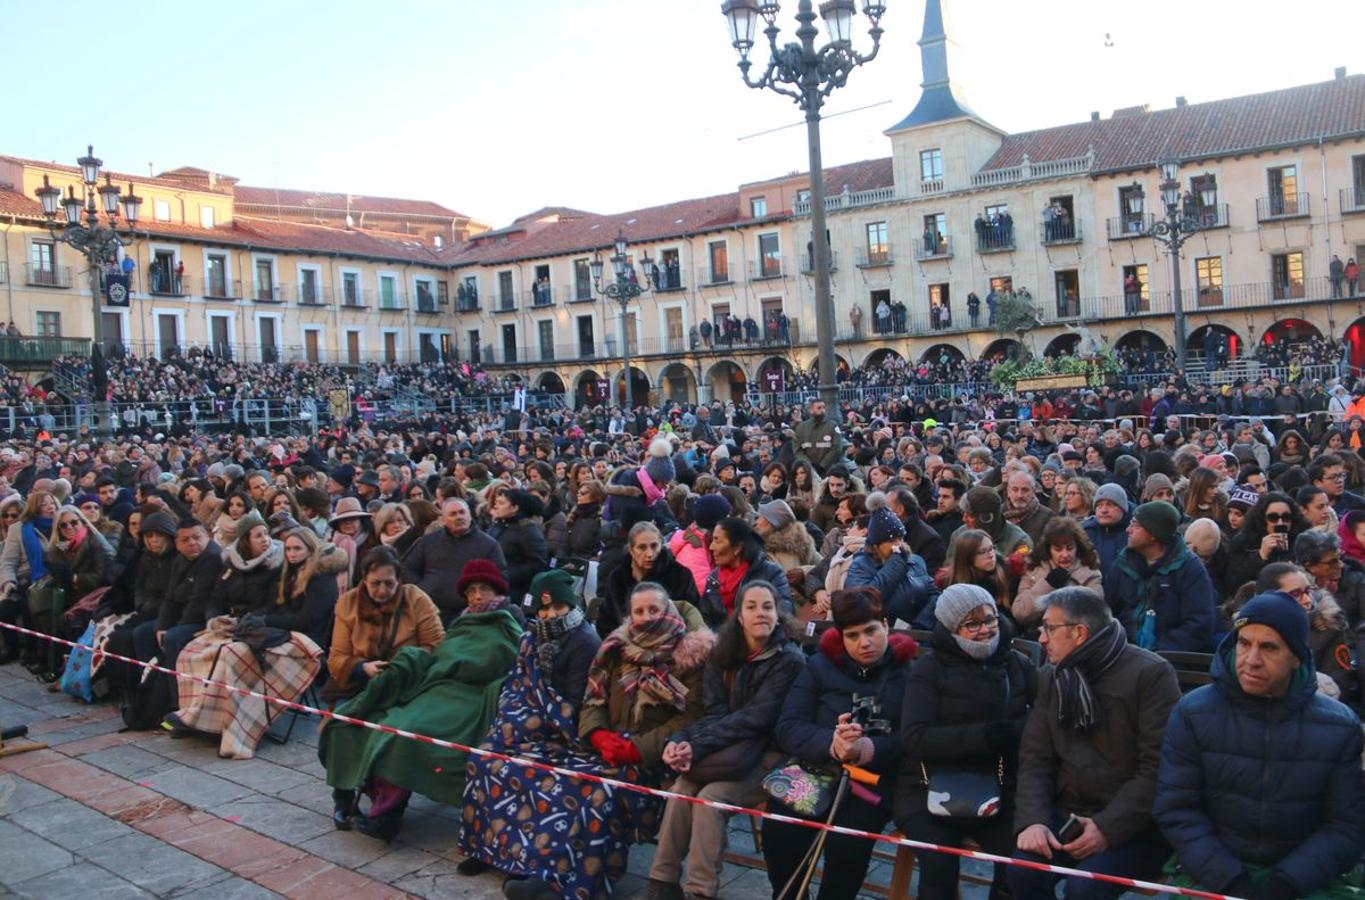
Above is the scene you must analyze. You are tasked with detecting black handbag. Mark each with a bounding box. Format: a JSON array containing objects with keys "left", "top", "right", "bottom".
[
  {"left": 921, "top": 758, "right": 1004, "bottom": 820},
  {"left": 687, "top": 737, "right": 767, "bottom": 785}
]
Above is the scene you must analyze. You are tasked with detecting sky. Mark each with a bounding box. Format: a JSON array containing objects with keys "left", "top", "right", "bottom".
[{"left": 0, "top": 0, "right": 1357, "bottom": 228}]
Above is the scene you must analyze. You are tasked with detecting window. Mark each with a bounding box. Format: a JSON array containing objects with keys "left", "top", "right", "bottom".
[
  {"left": 154, "top": 199, "right": 171, "bottom": 222},
  {"left": 538, "top": 320, "right": 555, "bottom": 361},
  {"left": 795, "top": 189, "right": 811, "bottom": 205},
  {"left": 346, "top": 330, "right": 361, "bottom": 365},
  {"left": 921, "top": 214, "right": 946, "bottom": 255},
  {"left": 989, "top": 276, "right": 1014, "bottom": 296},
  {"left": 207, "top": 254, "right": 228, "bottom": 297},
  {"left": 532, "top": 264, "right": 552, "bottom": 306},
  {"left": 928, "top": 284, "right": 950, "bottom": 331},
  {"left": 665, "top": 307, "right": 684, "bottom": 351},
  {"left": 658, "top": 249, "right": 681, "bottom": 290},
  {"left": 467, "top": 329, "right": 481, "bottom": 364},
  {"left": 750, "top": 197, "right": 768, "bottom": 218},
  {"left": 1187, "top": 175, "right": 1219, "bottom": 226},
  {"left": 1196, "top": 257, "right": 1224, "bottom": 307},
  {"left": 869, "top": 289, "right": 893, "bottom": 334},
  {"left": 29, "top": 240, "right": 55, "bottom": 285},
  {"left": 379, "top": 275, "right": 398, "bottom": 309},
  {"left": 1267, "top": 165, "right": 1300, "bottom": 216},
  {"left": 199, "top": 205, "right": 215, "bottom": 229},
  {"left": 1054, "top": 269, "right": 1080, "bottom": 318},
  {"left": 458, "top": 275, "right": 478, "bottom": 310},
  {"left": 708, "top": 241, "right": 729, "bottom": 283},
  {"left": 577, "top": 315, "right": 595, "bottom": 357},
  {"left": 758, "top": 233, "right": 781, "bottom": 278},
  {"left": 866, "top": 221, "right": 889, "bottom": 265},
  {"left": 979, "top": 204, "right": 1013, "bottom": 250},
  {"left": 1121, "top": 264, "right": 1150, "bottom": 313},
  {"left": 35, "top": 311, "right": 60, "bottom": 337},
  {"left": 255, "top": 260, "right": 275, "bottom": 300},
  {"left": 919, "top": 149, "right": 943, "bottom": 184},
  {"left": 1118, "top": 184, "right": 1146, "bottom": 233},
  {"left": 498, "top": 271, "right": 514, "bottom": 310},
  {"left": 343, "top": 272, "right": 360, "bottom": 306},
  {"left": 1044, "top": 195, "right": 1076, "bottom": 241},
  {"left": 574, "top": 259, "right": 593, "bottom": 299},
  {"left": 437, "top": 280, "right": 449, "bottom": 306},
  {"left": 415, "top": 278, "right": 435, "bottom": 311},
  {"left": 501, "top": 324, "right": 517, "bottom": 364},
  {"left": 300, "top": 269, "right": 319, "bottom": 303},
  {"left": 1271, "top": 251, "right": 1305, "bottom": 300}
]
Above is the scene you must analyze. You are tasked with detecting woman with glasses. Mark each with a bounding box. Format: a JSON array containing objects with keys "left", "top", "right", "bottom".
[
  {"left": 36, "top": 506, "right": 116, "bottom": 666},
  {"left": 562, "top": 478, "right": 605, "bottom": 559},
  {"left": 945, "top": 529, "right": 1013, "bottom": 615},
  {"left": 1223, "top": 492, "right": 1308, "bottom": 596},
  {"left": 1251, "top": 562, "right": 1356, "bottom": 705},
  {"left": 1059, "top": 476, "right": 1097, "bottom": 520},
  {"left": 894, "top": 583, "right": 1035, "bottom": 900},
  {"left": 0, "top": 491, "right": 57, "bottom": 668}
]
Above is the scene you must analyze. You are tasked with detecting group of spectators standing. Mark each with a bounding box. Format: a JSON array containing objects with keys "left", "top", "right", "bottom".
[{"left": 2, "top": 356, "right": 1365, "bottom": 900}]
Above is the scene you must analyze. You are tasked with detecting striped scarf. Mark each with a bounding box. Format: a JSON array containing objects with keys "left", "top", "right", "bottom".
[
  {"left": 584, "top": 604, "right": 689, "bottom": 723},
  {"left": 1053, "top": 620, "right": 1127, "bottom": 731}
]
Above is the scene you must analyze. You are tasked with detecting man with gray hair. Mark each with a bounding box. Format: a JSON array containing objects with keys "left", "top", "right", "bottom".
[
  {"left": 401, "top": 497, "right": 505, "bottom": 623},
  {"left": 1010, "top": 587, "right": 1180, "bottom": 900}
]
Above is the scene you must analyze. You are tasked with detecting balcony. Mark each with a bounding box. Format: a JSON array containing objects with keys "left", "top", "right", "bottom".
[
  {"left": 148, "top": 270, "right": 190, "bottom": 297},
  {"left": 0, "top": 335, "right": 91, "bottom": 367},
  {"left": 919, "top": 179, "right": 943, "bottom": 195},
  {"left": 414, "top": 292, "right": 441, "bottom": 314},
  {"left": 974, "top": 230, "right": 1015, "bottom": 254},
  {"left": 340, "top": 287, "right": 368, "bottom": 309},
  {"left": 298, "top": 285, "right": 331, "bottom": 307},
  {"left": 528, "top": 284, "right": 556, "bottom": 308},
  {"left": 253, "top": 283, "right": 290, "bottom": 303},
  {"left": 1053, "top": 296, "right": 1082, "bottom": 319},
  {"left": 1184, "top": 202, "right": 1230, "bottom": 229},
  {"left": 1341, "top": 186, "right": 1365, "bottom": 215},
  {"left": 496, "top": 293, "right": 517, "bottom": 312},
  {"left": 792, "top": 185, "right": 897, "bottom": 215},
  {"left": 799, "top": 251, "right": 837, "bottom": 275},
  {"left": 693, "top": 266, "right": 732, "bottom": 288},
  {"left": 1040, "top": 220, "right": 1082, "bottom": 246},
  {"left": 654, "top": 267, "right": 685, "bottom": 292},
  {"left": 855, "top": 247, "right": 893, "bottom": 267},
  {"left": 749, "top": 259, "right": 784, "bottom": 281},
  {"left": 25, "top": 263, "right": 72, "bottom": 289},
  {"left": 1256, "top": 193, "right": 1310, "bottom": 222},
  {"left": 971, "top": 149, "right": 1094, "bottom": 188},
  {"left": 568, "top": 284, "right": 595, "bottom": 304},
  {"left": 914, "top": 237, "right": 952, "bottom": 261},
  {"left": 1106, "top": 214, "right": 1154, "bottom": 241},
  {"left": 376, "top": 291, "right": 407, "bottom": 312},
  {"left": 204, "top": 278, "right": 240, "bottom": 301}
]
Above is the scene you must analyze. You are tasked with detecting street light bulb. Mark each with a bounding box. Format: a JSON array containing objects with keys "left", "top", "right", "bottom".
[
  {"left": 589, "top": 257, "right": 604, "bottom": 285},
  {"left": 614, "top": 232, "right": 628, "bottom": 258},
  {"left": 861, "top": 0, "right": 886, "bottom": 24},
  {"left": 1159, "top": 157, "right": 1179, "bottom": 184},
  {"left": 63, "top": 186, "right": 82, "bottom": 225},
  {"left": 77, "top": 144, "right": 102, "bottom": 186},
  {"left": 35, "top": 174, "right": 60, "bottom": 218},
  {"left": 1126, "top": 184, "right": 1145, "bottom": 215},
  {"left": 756, "top": 0, "right": 781, "bottom": 25},
  {"left": 122, "top": 184, "right": 142, "bottom": 224},
  {"left": 99, "top": 173, "right": 122, "bottom": 216},
  {"left": 1161, "top": 185, "right": 1180, "bottom": 209},
  {"left": 1199, "top": 177, "right": 1216, "bottom": 208},
  {"left": 721, "top": 0, "right": 759, "bottom": 54},
  {"left": 819, "top": 0, "right": 855, "bottom": 43}
]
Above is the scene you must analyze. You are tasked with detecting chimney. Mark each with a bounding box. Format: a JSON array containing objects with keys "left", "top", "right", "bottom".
[
  {"left": 1336, "top": 66, "right": 1347, "bottom": 79},
  {"left": 1090, "top": 111, "right": 1100, "bottom": 122},
  {"left": 1175, "top": 96, "right": 1187, "bottom": 108}
]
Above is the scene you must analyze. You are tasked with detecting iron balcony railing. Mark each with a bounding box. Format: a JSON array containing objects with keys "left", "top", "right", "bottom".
[
  {"left": 377, "top": 291, "right": 407, "bottom": 312},
  {"left": 1340, "top": 187, "right": 1365, "bottom": 215},
  {"left": 340, "top": 286, "right": 368, "bottom": 308},
  {"left": 914, "top": 237, "right": 952, "bottom": 260},
  {"left": 298, "top": 284, "right": 332, "bottom": 306},
  {"left": 974, "top": 229, "right": 1015, "bottom": 253},
  {"left": 1040, "top": 220, "right": 1082, "bottom": 245},
  {"left": 414, "top": 293, "right": 441, "bottom": 314},
  {"left": 253, "top": 283, "right": 291, "bottom": 303},
  {"left": 527, "top": 285, "right": 558, "bottom": 308},
  {"left": 855, "top": 247, "right": 893, "bottom": 267},
  {"left": 694, "top": 266, "right": 733, "bottom": 287},
  {"left": 655, "top": 267, "right": 685, "bottom": 292},
  {"left": 1256, "top": 193, "right": 1310, "bottom": 221},
  {"left": 749, "top": 259, "right": 784, "bottom": 280},
  {"left": 203, "top": 277, "right": 240, "bottom": 300},
  {"left": 799, "top": 251, "right": 837, "bottom": 274},
  {"left": 25, "top": 263, "right": 73, "bottom": 288},
  {"left": 147, "top": 270, "right": 190, "bottom": 296},
  {"left": 0, "top": 335, "right": 91, "bottom": 365},
  {"left": 496, "top": 292, "right": 517, "bottom": 312},
  {"left": 1184, "top": 202, "right": 1230, "bottom": 229},
  {"left": 569, "top": 282, "right": 595, "bottom": 303},
  {"left": 1106, "top": 214, "right": 1155, "bottom": 241}
]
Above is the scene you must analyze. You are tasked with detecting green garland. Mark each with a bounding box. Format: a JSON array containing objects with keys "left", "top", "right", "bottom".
[{"left": 989, "top": 349, "right": 1123, "bottom": 390}]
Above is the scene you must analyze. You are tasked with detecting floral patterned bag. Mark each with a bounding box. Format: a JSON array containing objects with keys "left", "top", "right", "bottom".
[{"left": 762, "top": 759, "right": 837, "bottom": 818}]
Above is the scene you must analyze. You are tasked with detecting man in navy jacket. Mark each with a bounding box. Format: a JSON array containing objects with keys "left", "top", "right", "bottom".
[
  {"left": 1155, "top": 592, "right": 1365, "bottom": 899},
  {"left": 1104, "top": 501, "right": 1216, "bottom": 652}
]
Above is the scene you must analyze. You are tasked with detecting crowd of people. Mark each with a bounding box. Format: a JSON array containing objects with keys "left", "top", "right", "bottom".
[{"left": 2, "top": 349, "right": 1365, "bottom": 900}]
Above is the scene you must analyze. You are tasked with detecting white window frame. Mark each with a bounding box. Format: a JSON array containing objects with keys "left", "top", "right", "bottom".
[
  {"left": 535, "top": 317, "right": 556, "bottom": 358},
  {"left": 199, "top": 205, "right": 216, "bottom": 229},
  {"left": 338, "top": 266, "right": 364, "bottom": 307},
  {"left": 201, "top": 248, "right": 233, "bottom": 299},
  {"left": 253, "top": 311, "right": 284, "bottom": 363},
  {"left": 250, "top": 253, "right": 280, "bottom": 299},
  {"left": 658, "top": 301, "right": 687, "bottom": 348},
  {"left": 101, "top": 307, "right": 131, "bottom": 351},
  {"left": 153, "top": 198, "right": 171, "bottom": 222},
  {"left": 296, "top": 263, "right": 324, "bottom": 304},
  {"left": 377, "top": 269, "right": 402, "bottom": 310},
  {"left": 379, "top": 327, "right": 403, "bottom": 363},
  {"left": 706, "top": 238, "right": 730, "bottom": 283},
  {"left": 343, "top": 327, "right": 366, "bottom": 363},
  {"left": 33, "top": 309, "right": 62, "bottom": 338},
  {"left": 151, "top": 307, "right": 186, "bottom": 358},
  {"left": 412, "top": 274, "right": 437, "bottom": 310},
  {"left": 204, "top": 310, "right": 238, "bottom": 359},
  {"left": 415, "top": 327, "right": 445, "bottom": 361}
]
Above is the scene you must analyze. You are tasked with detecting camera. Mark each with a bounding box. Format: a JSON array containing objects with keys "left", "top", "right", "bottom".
[{"left": 849, "top": 694, "right": 892, "bottom": 736}]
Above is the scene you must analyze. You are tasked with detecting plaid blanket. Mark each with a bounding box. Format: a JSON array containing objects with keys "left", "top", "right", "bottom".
[{"left": 174, "top": 618, "right": 322, "bottom": 759}]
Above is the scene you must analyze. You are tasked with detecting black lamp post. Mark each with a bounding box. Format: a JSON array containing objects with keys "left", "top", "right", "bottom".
[
  {"left": 591, "top": 230, "right": 657, "bottom": 412},
  {"left": 35, "top": 145, "right": 142, "bottom": 435},
  {"left": 721, "top": 0, "right": 885, "bottom": 406},
  {"left": 1132, "top": 157, "right": 1217, "bottom": 373}
]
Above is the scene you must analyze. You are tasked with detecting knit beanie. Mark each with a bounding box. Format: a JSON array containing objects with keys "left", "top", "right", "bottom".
[
  {"left": 1134, "top": 500, "right": 1180, "bottom": 545},
  {"left": 1234, "top": 591, "right": 1311, "bottom": 664},
  {"left": 235, "top": 510, "right": 267, "bottom": 540},
  {"left": 529, "top": 568, "right": 579, "bottom": 610},
  {"left": 140, "top": 510, "right": 178, "bottom": 539},
  {"left": 329, "top": 464, "right": 355, "bottom": 490},
  {"left": 1094, "top": 483, "right": 1128, "bottom": 510},
  {"left": 962, "top": 486, "right": 1001, "bottom": 524},
  {"left": 693, "top": 493, "right": 731, "bottom": 530},
  {"left": 1141, "top": 474, "right": 1173, "bottom": 502},
  {"left": 935, "top": 583, "right": 996, "bottom": 632},
  {"left": 758, "top": 499, "right": 796, "bottom": 531},
  {"left": 1228, "top": 487, "right": 1259, "bottom": 512},
  {"left": 642, "top": 438, "right": 676, "bottom": 486},
  {"left": 73, "top": 492, "right": 101, "bottom": 509},
  {"left": 866, "top": 507, "right": 906, "bottom": 545},
  {"left": 1114, "top": 455, "right": 1141, "bottom": 478}
]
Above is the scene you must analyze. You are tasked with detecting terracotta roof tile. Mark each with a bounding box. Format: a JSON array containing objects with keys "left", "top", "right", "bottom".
[
  {"left": 0, "top": 155, "right": 232, "bottom": 194},
  {"left": 0, "top": 188, "right": 43, "bottom": 217},
  {"left": 232, "top": 185, "right": 466, "bottom": 220},
  {"left": 981, "top": 74, "right": 1365, "bottom": 173}
]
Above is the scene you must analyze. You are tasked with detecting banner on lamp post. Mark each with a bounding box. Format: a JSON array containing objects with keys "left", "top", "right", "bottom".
[{"left": 105, "top": 274, "right": 130, "bottom": 307}]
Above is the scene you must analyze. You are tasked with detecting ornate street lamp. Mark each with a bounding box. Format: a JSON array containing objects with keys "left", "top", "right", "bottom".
[
  {"left": 591, "top": 230, "right": 657, "bottom": 412},
  {"left": 1138, "top": 156, "right": 1211, "bottom": 373},
  {"left": 34, "top": 145, "right": 142, "bottom": 435},
  {"left": 721, "top": 0, "right": 885, "bottom": 406}
]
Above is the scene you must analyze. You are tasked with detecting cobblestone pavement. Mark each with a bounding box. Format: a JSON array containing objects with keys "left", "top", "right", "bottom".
[{"left": 0, "top": 661, "right": 1005, "bottom": 899}]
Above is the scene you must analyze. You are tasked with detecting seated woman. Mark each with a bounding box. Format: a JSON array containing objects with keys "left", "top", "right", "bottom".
[
  {"left": 1224, "top": 492, "right": 1308, "bottom": 596},
  {"left": 941, "top": 529, "right": 1013, "bottom": 616},
  {"left": 319, "top": 556, "right": 523, "bottom": 841},
  {"left": 166, "top": 511, "right": 324, "bottom": 759},
  {"left": 1012, "top": 518, "right": 1104, "bottom": 629},
  {"left": 698, "top": 517, "right": 794, "bottom": 627},
  {"left": 893, "top": 584, "right": 1035, "bottom": 900},
  {"left": 266, "top": 526, "right": 344, "bottom": 651},
  {"left": 328, "top": 497, "right": 372, "bottom": 592},
  {"left": 464, "top": 581, "right": 713, "bottom": 900},
  {"left": 647, "top": 580, "right": 805, "bottom": 899},
  {"left": 457, "top": 568, "right": 602, "bottom": 876},
  {"left": 760, "top": 586, "right": 916, "bottom": 900},
  {"left": 100, "top": 510, "right": 180, "bottom": 700},
  {"left": 212, "top": 491, "right": 255, "bottom": 549}
]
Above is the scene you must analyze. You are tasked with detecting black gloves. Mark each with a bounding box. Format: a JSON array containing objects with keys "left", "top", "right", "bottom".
[{"left": 1044, "top": 567, "right": 1072, "bottom": 589}]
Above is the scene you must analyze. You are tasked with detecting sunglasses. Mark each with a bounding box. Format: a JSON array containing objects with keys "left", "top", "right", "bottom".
[
  {"left": 1264, "top": 513, "right": 1292, "bottom": 523},
  {"left": 59, "top": 520, "right": 80, "bottom": 530}
]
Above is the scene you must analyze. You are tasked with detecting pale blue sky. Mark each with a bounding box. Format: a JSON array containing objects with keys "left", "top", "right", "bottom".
[{"left": 1, "top": 0, "right": 1356, "bottom": 227}]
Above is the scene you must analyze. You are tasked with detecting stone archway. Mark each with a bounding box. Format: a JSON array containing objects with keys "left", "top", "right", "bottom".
[
  {"left": 657, "top": 362, "right": 697, "bottom": 404},
  {"left": 704, "top": 361, "right": 748, "bottom": 404}
]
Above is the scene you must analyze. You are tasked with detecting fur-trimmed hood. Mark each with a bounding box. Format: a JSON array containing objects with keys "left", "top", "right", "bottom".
[
  {"left": 818, "top": 626, "right": 918, "bottom": 668},
  {"left": 764, "top": 520, "right": 818, "bottom": 562},
  {"left": 316, "top": 541, "right": 352, "bottom": 575},
  {"left": 1311, "top": 591, "right": 1349, "bottom": 633}
]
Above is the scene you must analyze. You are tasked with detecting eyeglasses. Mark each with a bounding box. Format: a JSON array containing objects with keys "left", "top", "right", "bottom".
[
  {"left": 1310, "top": 556, "right": 1344, "bottom": 568},
  {"left": 1283, "top": 585, "right": 1312, "bottom": 600},
  {"left": 1264, "top": 513, "right": 1292, "bottom": 523},
  {"left": 960, "top": 615, "right": 999, "bottom": 633},
  {"left": 1039, "top": 621, "right": 1082, "bottom": 636},
  {"left": 59, "top": 520, "right": 80, "bottom": 531}
]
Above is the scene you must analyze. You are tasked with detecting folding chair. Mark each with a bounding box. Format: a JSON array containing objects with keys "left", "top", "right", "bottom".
[{"left": 264, "top": 679, "right": 322, "bottom": 745}]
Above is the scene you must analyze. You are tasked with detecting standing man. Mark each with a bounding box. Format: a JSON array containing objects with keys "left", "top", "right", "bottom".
[
  {"left": 793, "top": 399, "right": 843, "bottom": 476},
  {"left": 1155, "top": 592, "right": 1365, "bottom": 899},
  {"left": 1011, "top": 587, "right": 1180, "bottom": 900}
]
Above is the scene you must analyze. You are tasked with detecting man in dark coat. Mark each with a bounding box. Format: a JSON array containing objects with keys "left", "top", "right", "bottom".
[
  {"left": 1011, "top": 587, "right": 1180, "bottom": 900},
  {"left": 1081, "top": 483, "right": 1132, "bottom": 583},
  {"left": 885, "top": 486, "right": 946, "bottom": 573},
  {"left": 145, "top": 519, "right": 223, "bottom": 666},
  {"left": 1155, "top": 592, "right": 1365, "bottom": 899},
  {"left": 401, "top": 497, "right": 506, "bottom": 622},
  {"left": 1104, "top": 501, "right": 1217, "bottom": 652},
  {"left": 792, "top": 399, "right": 844, "bottom": 476}
]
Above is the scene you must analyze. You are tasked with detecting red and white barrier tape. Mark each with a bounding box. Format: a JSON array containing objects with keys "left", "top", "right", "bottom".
[{"left": 0, "top": 620, "right": 1233, "bottom": 900}]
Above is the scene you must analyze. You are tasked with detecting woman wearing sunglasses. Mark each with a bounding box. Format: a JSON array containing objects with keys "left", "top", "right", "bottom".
[
  {"left": 1222, "top": 492, "right": 1309, "bottom": 597},
  {"left": 37, "top": 506, "right": 116, "bottom": 673}
]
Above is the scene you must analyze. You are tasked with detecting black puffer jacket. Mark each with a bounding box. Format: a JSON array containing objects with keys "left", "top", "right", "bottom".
[
  {"left": 698, "top": 551, "right": 794, "bottom": 627},
  {"left": 598, "top": 546, "right": 700, "bottom": 639},
  {"left": 257, "top": 569, "right": 339, "bottom": 650},
  {"left": 893, "top": 621, "right": 1035, "bottom": 825},
  {"left": 488, "top": 516, "right": 549, "bottom": 605},
  {"left": 131, "top": 545, "right": 180, "bottom": 620},
  {"left": 672, "top": 629, "right": 805, "bottom": 762}
]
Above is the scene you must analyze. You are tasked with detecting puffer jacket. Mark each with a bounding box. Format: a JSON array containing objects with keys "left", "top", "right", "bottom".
[
  {"left": 131, "top": 544, "right": 179, "bottom": 620},
  {"left": 1105, "top": 535, "right": 1217, "bottom": 652},
  {"left": 844, "top": 547, "right": 937, "bottom": 629},
  {"left": 698, "top": 551, "right": 794, "bottom": 627},
  {"left": 668, "top": 524, "right": 713, "bottom": 595},
  {"left": 776, "top": 627, "right": 918, "bottom": 786},
  {"left": 598, "top": 546, "right": 701, "bottom": 639},
  {"left": 215, "top": 541, "right": 285, "bottom": 618},
  {"left": 1155, "top": 635, "right": 1365, "bottom": 895},
  {"left": 893, "top": 621, "right": 1035, "bottom": 825},
  {"left": 43, "top": 526, "right": 115, "bottom": 600},
  {"left": 671, "top": 628, "right": 805, "bottom": 762},
  {"left": 1082, "top": 504, "right": 1133, "bottom": 582},
  {"left": 488, "top": 515, "right": 549, "bottom": 605}
]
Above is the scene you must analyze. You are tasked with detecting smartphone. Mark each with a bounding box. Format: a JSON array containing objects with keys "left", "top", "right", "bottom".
[{"left": 1057, "top": 814, "right": 1085, "bottom": 844}]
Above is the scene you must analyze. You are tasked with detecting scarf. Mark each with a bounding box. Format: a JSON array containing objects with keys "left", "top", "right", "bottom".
[
  {"left": 637, "top": 467, "right": 665, "bottom": 506},
  {"left": 22, "top": 518, "right": 51, "bottom": 581},
  {"left": 464, "top": 593, "right": 508, "bottom": 615},
  {"left": 715, "top": 560, "right": 751, "bottom": 614},
  {"left": 1053, "top": 620, "right": 1128, "bottom": 731},
  {"left": 532, "top": 607, "right": 586, "bottom": 672},
  {"left": 952, "top": 631, "right": 1000, "bottom": 660},
  {"left": 584, "top": 604, "right": 689, "bottom": 722},
  {"left": 224, "top": 539, "right": 284, "bottom": 573},
  {"left": 1003, "top": 496, "right": 1041, "bottom": 526},
  {"left": 57, "top": 524, "right": 89, "bottom": 554},
  {"left": 379, "top": 527, "right": 409, "bottom": 546}
]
